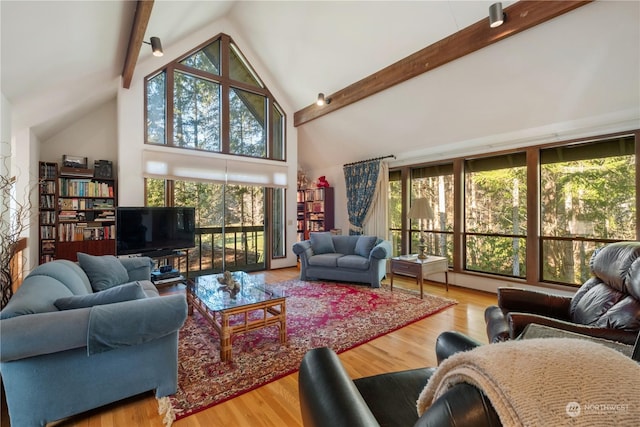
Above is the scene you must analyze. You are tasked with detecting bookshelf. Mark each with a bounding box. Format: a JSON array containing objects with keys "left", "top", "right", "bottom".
[
  {"left": 37, "top": 162, "right": 117, "bottom": 263},
  {"left": 38, "top": 162, "right": 58, "bottom": 264},
  {"left": 302, "top": 187, "right": 334, "bottom": 240},
  {"left": 296, "top": 190, "right": 305, "bottom": 241}
]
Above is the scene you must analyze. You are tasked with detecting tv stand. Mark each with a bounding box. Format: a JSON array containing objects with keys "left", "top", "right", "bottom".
[
  {"left": 148, "top": 249, "right": 190, "bottom": 287},
  {"left": 147, "top": 249, "right": 182, "bottom": 258}
]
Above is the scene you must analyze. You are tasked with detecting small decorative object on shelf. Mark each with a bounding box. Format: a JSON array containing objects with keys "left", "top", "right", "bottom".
[
  {"left": 316, "top": 176, "right": 330, "bottom": 188},
  {"left": 94, "top": 160, "right": 113, "bottom": 179},
  {"left": 62, "top": 155, "right": 88, "bottom": 169}
]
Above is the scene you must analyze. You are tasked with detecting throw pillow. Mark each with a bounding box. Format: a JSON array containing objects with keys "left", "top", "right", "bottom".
[
  {"left": 77, "top": 253, "right": 130, "bottom": 292},
  {"left": 54, "top": 281, "right": 147, "bottom": 310},
  {"left": 310, "top": 232, "right": 336, "bottom": 254},
  {"left": 355, "top": 235, "right": 378, "bottom": 257}
]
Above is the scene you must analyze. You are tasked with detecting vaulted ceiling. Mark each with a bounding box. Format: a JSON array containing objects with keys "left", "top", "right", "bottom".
[{"left": 2, "top": 1, "right": 638, "bottom": 170}]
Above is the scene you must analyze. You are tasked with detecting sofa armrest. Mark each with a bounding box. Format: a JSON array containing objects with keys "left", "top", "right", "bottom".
[
  {"left": 370, "top": 240, "right": 391, "bottom": 260},
  {"left": 87, "top": 294, "right": 187, "bottom": 354},
  {"left": 498, "top": 287, "right": 572, "bottom": 320},
  {"left": 0, "top": 308, "right": 91, "bottom": 362},
  {"left": 299, "top": 347, "right": 380, "bottom": 427},
  {"left": 293, "top": 240, "right": 313, "bottom": 259},
  {"left": 507, "top": 313, "right": 639, "bottom": 344}
]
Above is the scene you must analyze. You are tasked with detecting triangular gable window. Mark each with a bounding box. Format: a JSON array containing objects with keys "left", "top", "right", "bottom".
[
  {"left": 180, "top": 39, "right": 221, "bottom": 75},
  {"left": 145, "top": 33, "right": 285, "bottom": 161}
]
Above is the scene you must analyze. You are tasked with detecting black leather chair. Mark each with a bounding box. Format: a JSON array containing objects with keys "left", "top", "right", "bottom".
[
  {"left": 298, "top": 332, "right": 500, "bottom": 427},
  {"left": 485, "top": 241, "right": 640, "bottom": 345}
]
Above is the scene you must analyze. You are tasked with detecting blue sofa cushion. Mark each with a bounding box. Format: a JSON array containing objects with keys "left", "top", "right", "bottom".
[
  {"left": 310, "top": 232, "right": 336, "bottom": 254},
  {"left": 78, "top": 253, "right": 130, "bottom": 292},
  {"left": 54, "top": 282, "right": 147, "bottom": 310},
  {"left": 333, "top": 235, "right": 359, "bottom": 255},
  {"left": 309, "top": 253, "right": 343, "bottom": 267},
  {"left": 337, "top": 255, "right": 371, "bottom": 271},
  {"left": 355, "top": 236, "right": 378, "bottom": 257},
  {"left": 119, "top": 257, "right": 154, "bottom": 281}
]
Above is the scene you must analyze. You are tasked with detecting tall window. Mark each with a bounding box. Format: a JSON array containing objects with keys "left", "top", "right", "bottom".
[
  {"left": 146, "top": 179, "right": 266, "bottom": 273},
  {"left": 464, "top": 153, "right": 527, "bottom": 278},
  {"left": 388, "top": 170, "right": 402, "bottom": 256},
  {"left": 540, "top": 136, "right": 636, "bottom": 284},
  {"left": 410, "top": 164, "right": 454, "bottom": 263},
  {"left": 145, "top": 33, "right": 285, "bottom": 161}
]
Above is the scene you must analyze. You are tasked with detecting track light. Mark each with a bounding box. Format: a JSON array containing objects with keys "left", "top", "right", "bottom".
[
  {"left": 489, "top": 2, "right": 505, "bottom": 28},
  {"left": 144, "top": 36, "right": 164, "bottom": 57},
  {"left": 316, "top": 93, "right": 331, "bottom": 106}
]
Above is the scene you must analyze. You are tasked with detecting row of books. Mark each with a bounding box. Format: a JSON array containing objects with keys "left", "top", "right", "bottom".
[
  {"left": 39, "top": 181, "right": 56, "bottom": 194},
  {"left": 304, "top": 188, "right": 327, "bottom": 202},
  {"left": 39, "top": 163, "right": 57, "bottom": 179},
  {"left": 40, "top": 211, "right": 56, "bottom": 224},
  {"left": 58, "top": 179, "right": 114, "bottom": 197},
  {"left": 59, "top": 198, "right": 114, "bottom": 210},
  {"left": 40, "top": 195, "right": 55, "bottom": 209},
  {"left": 58, "top": 223, "right": 115, "bottom": 242},
  {"left": 59, "top": 210, "right": 115, "bottom": 222},
  {"left": 40, "top": 225, "right": 55, "bottom": 239}
]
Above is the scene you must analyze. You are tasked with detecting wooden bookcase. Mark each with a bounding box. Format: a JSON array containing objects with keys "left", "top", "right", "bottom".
[
  {"left": 38, "top": 162, "right": 58, "bottom": 264},
  {"left": 38, "top": 162, "right": 117, "bottom": 263},
  {"left": 296, "top": 190, "right": 306, "bottom": 241},
  {"left": 302, "top": 187, "right": 334, "bottom": 240}
]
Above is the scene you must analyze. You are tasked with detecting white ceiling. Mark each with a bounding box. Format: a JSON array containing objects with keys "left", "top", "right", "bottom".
[{"left": 1, "top": 1, "right": 639, "bottom": 170}]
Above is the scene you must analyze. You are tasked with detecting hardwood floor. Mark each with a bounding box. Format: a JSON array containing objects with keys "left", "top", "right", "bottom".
[{"left": 4, "top": 267, "right": 497, "bottom": 427}]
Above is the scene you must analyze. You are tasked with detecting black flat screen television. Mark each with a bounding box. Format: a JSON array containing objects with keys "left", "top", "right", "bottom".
[{"left": 116, "top": 207, "right": 196, "bottom": 256}]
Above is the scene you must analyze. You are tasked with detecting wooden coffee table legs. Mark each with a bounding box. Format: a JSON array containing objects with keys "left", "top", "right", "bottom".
[{"left": 187, "top": 294, "right": 287, "bottom": 362}]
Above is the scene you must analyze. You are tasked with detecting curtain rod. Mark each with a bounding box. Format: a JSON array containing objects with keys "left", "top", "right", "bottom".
[{"left": 343, "top": 154, "right": 396, "bottom": 167}]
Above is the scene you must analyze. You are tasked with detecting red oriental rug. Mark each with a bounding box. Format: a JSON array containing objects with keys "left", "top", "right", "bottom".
[{"left": 158, "top": 279, "right": 456, "bottom": 425}]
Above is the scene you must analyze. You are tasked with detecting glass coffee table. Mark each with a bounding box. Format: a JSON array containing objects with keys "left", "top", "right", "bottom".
[{"left": 186, "top": 271, "right": 287, "bottom": 362}]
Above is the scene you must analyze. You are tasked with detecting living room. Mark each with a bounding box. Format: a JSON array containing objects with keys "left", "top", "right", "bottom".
[{"left": 1, "top": 1, "right": 639, "bottom": 426}]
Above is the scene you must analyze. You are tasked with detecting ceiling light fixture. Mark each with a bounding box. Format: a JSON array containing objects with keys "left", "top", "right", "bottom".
[
  {"left": 144, "top": 36, "right": 164, "bottom": 57},
  {"left": 489, "top": 2, "right": 505, "bottom": 28},
  {"left": 317, "top": 93, "right": 331, "bottom": 106}
]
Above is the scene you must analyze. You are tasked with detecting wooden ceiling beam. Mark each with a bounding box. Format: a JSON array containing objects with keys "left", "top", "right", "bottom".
[
  {"left": 122, "top": 0, "right": 154, "bottom": 89},
  {"left": 293, "top": 1, "right": 591, "bottom": 127}
]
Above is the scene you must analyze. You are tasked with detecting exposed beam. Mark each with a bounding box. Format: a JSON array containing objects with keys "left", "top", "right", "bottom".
[
  {"left": 122, "top": 0, "right": 154, "bottom": 89},
  {"left": 294, "top": 1, "right": 591, "bottom": 127}
]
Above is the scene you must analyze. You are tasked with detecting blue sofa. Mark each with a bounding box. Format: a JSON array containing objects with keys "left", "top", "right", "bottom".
[
  {"left": 0, "top": 255, "right": 188, "bottom": 427},
  {"left": 293, "top": 233, "right": 392, "bottom": 287}
]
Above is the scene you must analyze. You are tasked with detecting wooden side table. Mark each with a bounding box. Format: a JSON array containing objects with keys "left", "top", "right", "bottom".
[{"left": 389, "top": 256, "right": 449, "bottom": 298}]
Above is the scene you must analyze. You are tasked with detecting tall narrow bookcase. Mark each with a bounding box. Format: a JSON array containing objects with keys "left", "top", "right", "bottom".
[
  {"left": 302, "top": 187, "right": 334, "bottom": 240},
  {"left": 38, "top": 162, "right": 58, "bottom": 263}
]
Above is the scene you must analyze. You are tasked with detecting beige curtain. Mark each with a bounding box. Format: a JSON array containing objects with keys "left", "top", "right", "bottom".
[{"left": 363, "top": 161, "right": 389, "bottom": 239}]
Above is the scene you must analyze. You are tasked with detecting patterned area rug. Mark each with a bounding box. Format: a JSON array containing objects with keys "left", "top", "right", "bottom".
[{"left": 159, "top": 280, "right": 456, "bottom": 425}]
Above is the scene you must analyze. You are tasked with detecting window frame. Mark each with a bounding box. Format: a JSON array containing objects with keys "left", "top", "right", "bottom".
[
  {"left": 144, "top": 33, "right": 286, "bottom": 162},
  {"left": 388, "top": 130, "right": 639, "bottom": 288}
]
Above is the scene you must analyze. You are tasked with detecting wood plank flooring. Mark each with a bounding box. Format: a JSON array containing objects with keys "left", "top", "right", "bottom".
[{"left": 4, "top": 267, "right": 497, "bottom": 427}]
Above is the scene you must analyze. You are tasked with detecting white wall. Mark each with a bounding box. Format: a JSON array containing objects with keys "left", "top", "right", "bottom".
[
  {"left": 11, "top": 127, "right": 40, "bottom": 272},
  {"left": 117, "top": 16, "right": 299, "bottom": 268},
  {"left": 40, "top": 99, "right": 117, "bottom": 167}
]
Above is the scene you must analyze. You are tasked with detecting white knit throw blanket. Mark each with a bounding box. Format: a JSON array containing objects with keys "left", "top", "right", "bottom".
[{"left": 417, "top": 338, "right": 640, "bottom": 426}]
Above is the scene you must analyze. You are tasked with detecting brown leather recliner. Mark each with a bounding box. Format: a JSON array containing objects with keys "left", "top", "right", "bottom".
[{"left": 485, "top": 241, "right": 640, "bottom": 345}]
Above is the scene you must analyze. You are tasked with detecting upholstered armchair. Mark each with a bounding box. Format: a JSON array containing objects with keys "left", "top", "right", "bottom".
[
  {"left": 485, "top": 241, "right": 640, "bottom": 345},
  {"left": 298, "top": 330, "right": 639, "bottom": 427}
]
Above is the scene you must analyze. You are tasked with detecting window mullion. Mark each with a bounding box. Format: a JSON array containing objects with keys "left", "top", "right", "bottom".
[
  {"left": 221, "top": 35, "right": 230, "bottom": 153},
  {"left": 166, "top": 65, "right": 175, "bottom": 146}
]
